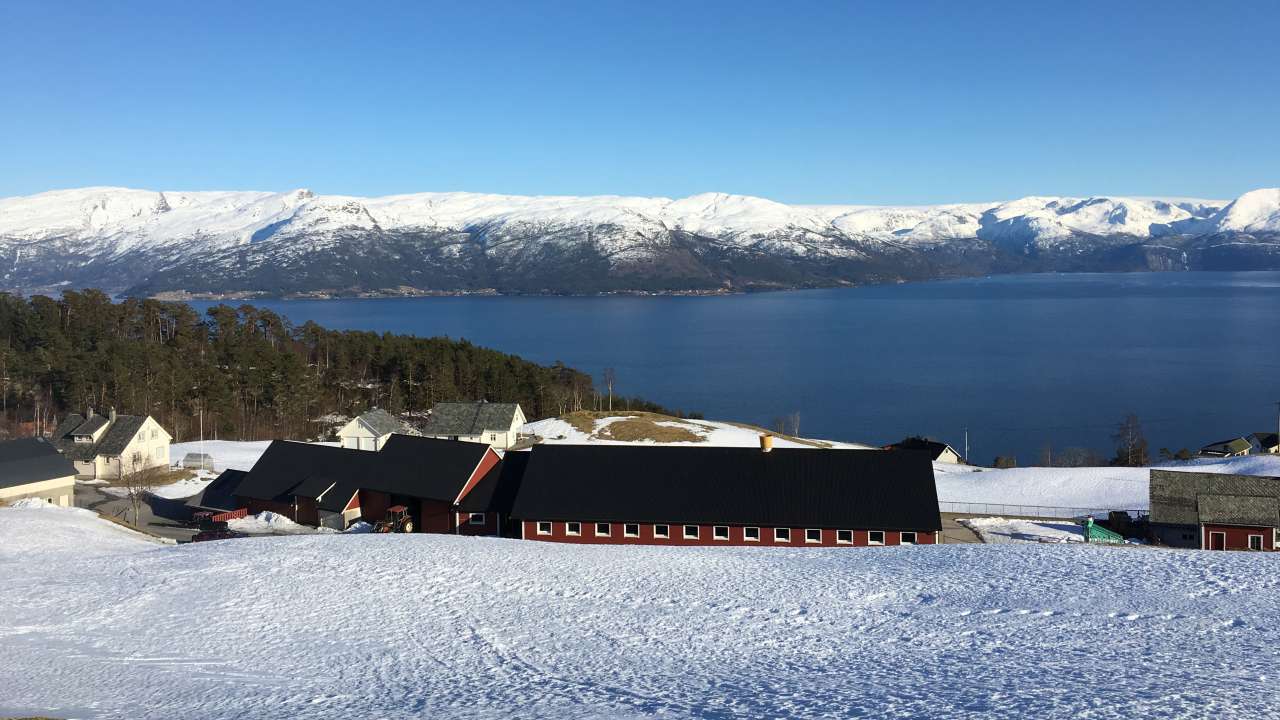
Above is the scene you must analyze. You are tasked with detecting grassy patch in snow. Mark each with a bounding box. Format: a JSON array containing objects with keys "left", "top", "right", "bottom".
[{"left": 598, "top": 417, "right": 704, "bottom": 443}]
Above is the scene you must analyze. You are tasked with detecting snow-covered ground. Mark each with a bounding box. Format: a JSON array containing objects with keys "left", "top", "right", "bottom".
[
  {"left": 226, "top": 511, "right": 336, "bottom": 536},
  {"left": 524, "top": 415, "right": 876, "bottom": 449},
  {"left": 934, "top": 454, "right": 1280, "bottom": 511},
  {"left": 2, "top": 502, "right": 1279, "bottom": 718},
  {"left": 959, "top": 517, "right": 1085, "bottom": 544}
]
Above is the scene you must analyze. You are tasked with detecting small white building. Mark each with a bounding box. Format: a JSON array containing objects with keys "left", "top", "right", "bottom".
[
  {"left": 421, "top": 401, "right": 526, "bottom": 450},
  {"left": 0, "top": 437, "right": 78, "bottom": 507},
  {"left": 884, "top": 436, "right": 964, "bottom": 465},
  {"left": 336, "top": 408, "right": 419, "bottom": 451},
  {"left": 50, "top": 408, "right": 172, "bottom": 481},
  {"left": 1249, "top": 432, "right": 1279, "bottom": 455}
]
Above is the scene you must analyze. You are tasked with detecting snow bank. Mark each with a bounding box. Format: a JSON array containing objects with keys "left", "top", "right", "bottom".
[
  {"left": 3, "top": 508, "right": 1280, "bottom": 718},
  {"left": 226, "top": 511, "right": 335, "bottom": 536},
  {"left": 0, "top": 500, "right": 156, "bottom": 561}
]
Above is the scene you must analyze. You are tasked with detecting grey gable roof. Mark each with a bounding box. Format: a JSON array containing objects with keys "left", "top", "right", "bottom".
[
  {"left": 0, "top": 438, "right": 78, "bottom": 489},
  {"left": 356, "top": 408, "right": 417, "bottom": 437},
  {"left": 1150, "top": 469, "right": 1280, "bottom": 526},
  {"left": 50, "top": 413, "right": 154, "bottom": 461},
  {"left": 424, "top": 402, "right": 521, "bottom": 436}
]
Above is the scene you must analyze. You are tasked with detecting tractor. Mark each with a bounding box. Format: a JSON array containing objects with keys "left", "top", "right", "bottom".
[{"left": 374, "top": 505, "right": 415, "bottom": 533}]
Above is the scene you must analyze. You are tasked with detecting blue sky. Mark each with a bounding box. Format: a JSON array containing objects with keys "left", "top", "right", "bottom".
[{"left": 2, "top": 0, "right": 1277, "bottom": 204}]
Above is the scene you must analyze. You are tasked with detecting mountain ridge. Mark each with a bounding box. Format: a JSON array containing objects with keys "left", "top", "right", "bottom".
[{"left": 2, "top": 186, "right": 1279, "bottom": 297}]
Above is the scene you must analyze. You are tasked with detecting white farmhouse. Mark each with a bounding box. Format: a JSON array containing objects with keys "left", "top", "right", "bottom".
[
  {"left": 49, "top": 408, "right": 172, "bottom": 481},
  {"left": 421, "top": 401, "right": 526, "bottom": 450},
  {"left": 336, "top": 408, "right": 419, "bottom": 451}
]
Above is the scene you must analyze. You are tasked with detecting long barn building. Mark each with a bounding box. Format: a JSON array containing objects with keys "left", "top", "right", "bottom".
[{"left": 508, "top": 444, "right": 941, "bottom": 547}]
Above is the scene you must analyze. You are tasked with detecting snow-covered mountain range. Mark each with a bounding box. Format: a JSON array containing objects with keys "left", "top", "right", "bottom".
[{"left": 2, "top": 186, "right": 1279, "bottom": 296}]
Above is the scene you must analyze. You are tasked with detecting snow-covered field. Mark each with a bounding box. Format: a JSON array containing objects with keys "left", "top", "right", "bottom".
[
  {"left": 959, "top": 517, "right": 1085, "bottom": 544},
  {"left": 524, "top": 415, "right": 876, "bottom": 449},
  {"left": 934, "top": 454, "right": 1280, "bottom": 511},
  {"left": 2, "top": 503, "right": 1279, "bottom": 719}
]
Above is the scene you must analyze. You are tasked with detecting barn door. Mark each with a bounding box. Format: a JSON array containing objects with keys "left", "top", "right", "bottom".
[{"left": 1209, "top": 531, "right": 1226, "bottom": 551}]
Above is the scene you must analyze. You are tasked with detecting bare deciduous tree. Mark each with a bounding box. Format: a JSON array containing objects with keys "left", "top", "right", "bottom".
[
  {"left": 602, "top": 368, "right": 616, "bottom": 412},
  {"left": 1111, "top": 413, "right": 1149, "bottom": 467},
  {"left": 116, "top": 452, "right": 163, "bottom": 526}
]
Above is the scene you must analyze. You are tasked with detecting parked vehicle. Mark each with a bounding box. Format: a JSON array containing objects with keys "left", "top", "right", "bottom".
[{"left": 374, "top": 505, "right": 415, "bottom": 533}]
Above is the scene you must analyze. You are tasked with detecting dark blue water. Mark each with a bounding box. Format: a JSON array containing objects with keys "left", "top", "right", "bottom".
[{"left": 191, "top": 272, "right": 1280, "bottom": 463}]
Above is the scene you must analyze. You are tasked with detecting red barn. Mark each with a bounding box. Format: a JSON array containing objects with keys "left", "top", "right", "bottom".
[
  {"left": 1149, "top": 470, "right": 1280, "bottom": 551},
  {"left": 231, "top": 435, "right": 500, "bottom": 532},
  {"left": 506, "top": 443, "right": 941, "bottom": 548}
]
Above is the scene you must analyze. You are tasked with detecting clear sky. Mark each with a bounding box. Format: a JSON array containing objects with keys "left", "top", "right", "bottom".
[{"left": 2, "top": 0, "right": 1278, "bottom": 204}]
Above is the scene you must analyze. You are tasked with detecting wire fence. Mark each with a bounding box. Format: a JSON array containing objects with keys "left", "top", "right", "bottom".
[{"left": 938, "top": 500, "right": 1148, "bottom": 520}]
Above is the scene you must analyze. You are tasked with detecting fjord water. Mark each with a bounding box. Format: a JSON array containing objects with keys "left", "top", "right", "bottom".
[{"left": 194, "top": 272, "right": 1280, "bottom": 463}]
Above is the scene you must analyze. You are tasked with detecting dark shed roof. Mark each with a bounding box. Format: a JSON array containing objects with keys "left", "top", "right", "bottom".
[
  {"left": 187, "top": 469, "right": 249, "bottom": 512},
  {"left": 352, "top": 408, "right": 419, "bottom": 437},
  {"left": 0, "top": 438, "right": 78, "bottom": 489},
  {"left": 508, "top": 445, "right": 941, "bottom": 531},
  {"left": 459, "top": 451, "right": 529, "bottom": 514},
  {"left": 233, "top": 436, "right": 492, "bottom": 507},
  {"left": 884, "top": 436, "right": 957, "bottom": 461}
]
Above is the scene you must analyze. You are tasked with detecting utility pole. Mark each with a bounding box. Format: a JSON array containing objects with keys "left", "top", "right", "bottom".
[{"left": 964, "top": 426, "right": 969, "bottom": 464}]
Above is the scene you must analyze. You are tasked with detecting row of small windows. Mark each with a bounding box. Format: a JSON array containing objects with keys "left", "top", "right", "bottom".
[{"left": 534, "top": 521, "right": 915, "bottom": 545}]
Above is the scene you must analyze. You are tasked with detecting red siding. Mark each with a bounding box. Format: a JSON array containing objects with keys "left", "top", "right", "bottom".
[
  {"left": 454, "top": 448, "right": 502, "bottom": 504},
  {"left": 242, "top": 497, "right": 317, "bottom": 525},
  {"left": 358, "top": 490, "right": 391, "bottom": 525},
  {"left": 521, "top": 521, "right": 937, "bottom": 547},
  {"left": 419, "top": 499, "right": 455, "bottom": 533},
  {"left": 456, "top": 512, "right": 500, "bottom": 536},
  {"left": 1202, "top": 524, "right": 1276, "bottom": 551}
]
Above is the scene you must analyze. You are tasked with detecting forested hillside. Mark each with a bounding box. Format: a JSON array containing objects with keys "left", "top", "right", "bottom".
[{"left": 0, "top": 290, "right": 667, "bottom": 442}]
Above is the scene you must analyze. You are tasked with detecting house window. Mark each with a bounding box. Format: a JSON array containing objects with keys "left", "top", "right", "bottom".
[
  {"left": 595, "top": 522, "right": 611, "bottom": 537},
  {"left": 744, "top": 527, "right": 760, "bottom": 542},
  {"left": 774, "top": 527, "right": 791, "bottom": 543},
  {"left": 1249, "top": 534, "right": 1264, "bottom": 551},
  {"left": 468, "top": 513, "right": 485, "bottom": 526},
  {"left": 683, "top": 525, "right": 699, "bottom": 540},
  {"left": 489, "top": 434, "right": 497, "bottom": 442},
  {"left": 836, "top": 530, "right": 853, "bottom": 545},
  {"left": 805, "top": 529, "right": 822, "bottom": 544},
  {"left": 565, "top": 522, "right": 581, "bottom": 536},
  {"left": 654, "top": 524, "right": 670, "bottom": 539},
  {"left": 868, "top": 530, "right": 885, "bottom": 545},
  {"left": 624, "top": 523, "right": 639, "bottom": 538},
  {"left": 536, "top": 521, "right": 552, "bottom": 536},
  {"left": 901, "top": 532, "right": 917, "bottom": 545},
  {"left": 713, "top": 526, "right": 730, "bottom": 541}
]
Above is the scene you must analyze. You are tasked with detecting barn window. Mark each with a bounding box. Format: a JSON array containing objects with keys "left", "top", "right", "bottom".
[
  {"left": 744, "top": 527, "right": 760, "bottom": 542},
  {"left": 774, "top": 528, "right": 791, "bottom": 542},
  {"left": 836, "top": 530, "right": 853, "bottom": 545},
  {"left": 805, "top": 529, "right": 822, "bottom": 544},
  {"left": 683, "top": 525, "right": 699, "bottom": 539},
  {"left": 536, "top": 522, "right": 552, "bottom": 536},
  {"left": 624, "top": 523, "right": 639, "bottom": 538},
  {"left": 595, "top": 522, "right": 611, "bottom": 537},
  {"left": 1249, "top": 534, "right": 1264, "bottom": 551},
  {"left": 868, "top": 530, "right": 885, "bottom": 545},
  {"left": 901, "top": 532, "right": 917, "bottom": 545},
  {"left": 713, "top": 526, "right": 729, "bottom": 540},
  {"left": 468, "top": 513, "right": 485, "bottom": 526},
  {"left": 654, "top": 524, "right": 670, "bottom": 539},
  {"left": 566, "top": 522, "right": 581, "bottom": 536}
]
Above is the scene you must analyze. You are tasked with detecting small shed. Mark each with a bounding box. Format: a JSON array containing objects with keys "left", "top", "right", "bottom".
[{"left": 182, "top": 452, "right": 215, "bottom": 470}]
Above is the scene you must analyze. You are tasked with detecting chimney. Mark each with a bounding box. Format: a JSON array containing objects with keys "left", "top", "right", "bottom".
[
  {"left": 759, "top": 434, "right": 773, "bottom": 453},
  {"left": 109, "top": 407, "right": 117, "bottom": 422}
]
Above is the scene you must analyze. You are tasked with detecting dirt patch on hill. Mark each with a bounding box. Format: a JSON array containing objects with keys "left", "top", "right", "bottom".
[{"left": 598, "top": 418, "right": 705, "bottom": 443}]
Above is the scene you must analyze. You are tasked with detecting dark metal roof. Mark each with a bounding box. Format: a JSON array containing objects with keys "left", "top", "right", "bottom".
[
  {"left": 423, "top": 402, "right": 521, "bottom": 436},
  {"left": 186, "top": 469, "right": 249, "bottom": 512},
  {"left": 233, "top": 436, "right": 492, "bottom": 508},
  {"left": 0, "top": 438, "right": 78, "bottom": 489},
  {"left": 1150, "top": 470, "right": 1280, "bottom": 526},
  {"left": 1251, "top": 432, "right": 1279, "bottom": 448},
  {"left": 458, "top": 451, "right": 529, "bottom": 514},
  {"left": 50, "top": 414, "right": 86, "bottom": 443},
  {"left": 508, "top": 445, "right": 941, "bottom": 530},
  {"left": 884, "top": 436, "right": 957, "bottom": 461}
]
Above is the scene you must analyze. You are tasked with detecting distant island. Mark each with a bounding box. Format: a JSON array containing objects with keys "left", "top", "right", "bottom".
[{"left": 2, "top": 186, "right": 1279, "bottom": 298}]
